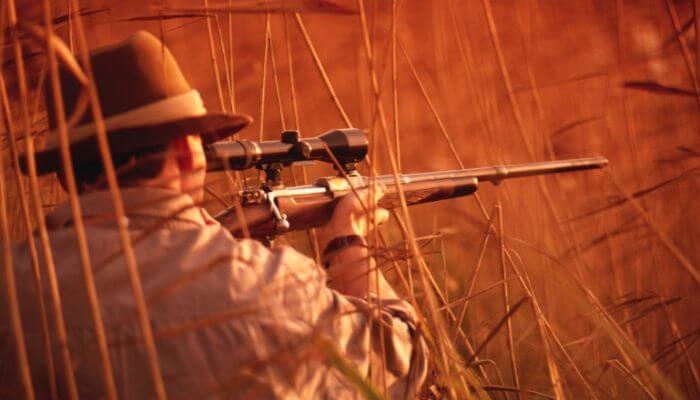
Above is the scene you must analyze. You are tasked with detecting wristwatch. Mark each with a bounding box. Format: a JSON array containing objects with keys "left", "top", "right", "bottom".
[{"left": 321, "top": 235, "right": 367, "bottom": 269}]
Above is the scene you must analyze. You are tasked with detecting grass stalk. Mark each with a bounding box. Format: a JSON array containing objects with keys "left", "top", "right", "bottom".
[
  {"left": 497, "top": 205, "right": 522, "bottom": 400},
  {"left": 281, "top": 13, "right": 320, "bottom": 262},
  {"left": 0, "top": 94, "right": 35, "bottom": 400},
  {"left": 398, "top": 40, "right": 463, "bottom": 169},
  {"left": 6, "top": 0, "right": 79, "bottom": 396},
  {"left": 213, "top": 15, "right": 235, "bottom": 114},
  {"left": 607, "top": 170, "right": 699, "bottom": 283},
  {"left": 202, "top": 0, "right": 226, "bottom": 112},
  {"left": 663, "top": 0, "right": 700, "bottom": 105},
  {"left": 67, "top": 0, "right": 172, "bottom": 396},
  {"left": 696, "top": 0, "right": 700, "bottom": 96},
  {"left": 228, "top": 0, "right": 236, "bottom": 111},
  {"left": 391, "top": 0, "right": 400, "bottom": 171},
  {"left": 268, "top": 19, "right": 286, "bottom": 130},
  {"left": 452, "top": 215, "right": 494, "bottom": 343},
  {"left": 0, "top": 72, "right": 57, "bottom": 399},
  {"left": 358, "top": 4, "right": 387, "bottom": 394},
  {"left": 39, "top": 1, "right": 120, "bottom": 398},
  {"left": 659, "top": 295, "right": 700, "bottom": 395},
  {"left": 293, "top": 13, "right": 351, "bottom": 127},
  {"left": 259, "top": 13, "right": 270, "bottom": 140},
  {"left": 608, "top": 359, "right": 659, "bottom": 400}
]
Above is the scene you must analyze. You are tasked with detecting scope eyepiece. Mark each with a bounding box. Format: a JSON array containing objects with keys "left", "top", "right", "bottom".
[{"left": 205, "top": 128, "right": 368, "bottom": 172}]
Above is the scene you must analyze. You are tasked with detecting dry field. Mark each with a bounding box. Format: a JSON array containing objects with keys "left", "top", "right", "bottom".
[{"left": 2, "top": 0, "right": 699, "bottom": 398}]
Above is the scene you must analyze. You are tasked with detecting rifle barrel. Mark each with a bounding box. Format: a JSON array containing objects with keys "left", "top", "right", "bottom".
[{"left": 373, "top": 156, "right": 608, "bottom": 186}]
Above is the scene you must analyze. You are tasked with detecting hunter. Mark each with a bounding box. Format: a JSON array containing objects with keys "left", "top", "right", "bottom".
[{"left": 0, "top": 31, "right": 427, "bottom": 398}]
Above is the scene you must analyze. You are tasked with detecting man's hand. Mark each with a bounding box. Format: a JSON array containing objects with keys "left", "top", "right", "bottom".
[
  {"left": 317, "top": 184, "right": 390, "bottom": 250},
  {"left": 316, "top": 184, "right": 397, "bottom": 298}
]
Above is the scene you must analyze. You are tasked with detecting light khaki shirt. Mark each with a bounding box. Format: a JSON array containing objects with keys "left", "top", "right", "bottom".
[{"left": 0, "top": 188, "right": 427, "bottom": 399}]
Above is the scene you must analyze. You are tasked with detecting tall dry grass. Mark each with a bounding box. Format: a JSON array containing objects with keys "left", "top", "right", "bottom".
[{"left": 2, "top": 0, "right": 699, "bottom": 399}]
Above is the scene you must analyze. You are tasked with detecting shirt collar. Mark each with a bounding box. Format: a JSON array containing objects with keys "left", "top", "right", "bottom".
[{"left": 46, "top": 187, "right": 217, "bottom": 230}]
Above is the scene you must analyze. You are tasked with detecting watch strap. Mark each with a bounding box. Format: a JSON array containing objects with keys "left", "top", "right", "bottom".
[{"left": 321, "top": 235, "right": 367, "bottom": 268}]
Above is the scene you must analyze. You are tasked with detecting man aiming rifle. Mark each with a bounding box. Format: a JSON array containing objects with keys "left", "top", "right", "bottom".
[
  {"left": 1, "top": 29, "right": 609, "bottom": 399},
  {"left": 1, "top": 32, "right": 428, "bottom": 398}
]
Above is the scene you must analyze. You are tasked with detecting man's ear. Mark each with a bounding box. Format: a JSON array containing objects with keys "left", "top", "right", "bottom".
[{"left": 171, "top": 135, "right": 195, "bottom": 172}]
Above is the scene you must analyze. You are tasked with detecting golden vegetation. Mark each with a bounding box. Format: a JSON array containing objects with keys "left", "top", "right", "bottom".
[{"left": 2, "top": 0, "right": 699, "bottom": 398}]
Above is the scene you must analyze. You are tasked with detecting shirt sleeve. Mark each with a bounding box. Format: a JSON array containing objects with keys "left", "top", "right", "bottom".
[
  {"left": 249, "top": 242, "right": 429, "bottom": 398},
  {"left": 328, "top": 293, "right": 429, "bottom": 398}
]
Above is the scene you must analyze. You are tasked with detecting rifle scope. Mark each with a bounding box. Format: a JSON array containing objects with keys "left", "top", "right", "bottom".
[{"left": 205, "top": 128, "right": 368, "bottom": 172}]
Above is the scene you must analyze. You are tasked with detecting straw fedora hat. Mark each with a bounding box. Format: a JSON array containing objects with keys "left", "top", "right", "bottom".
[{"left": 22, "top": 30, "right": 252, "bottom": 175}]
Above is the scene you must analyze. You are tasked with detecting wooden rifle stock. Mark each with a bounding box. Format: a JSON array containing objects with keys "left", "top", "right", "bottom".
[{"left": 214, "top": 156, "right": 608, "bottom": 239}]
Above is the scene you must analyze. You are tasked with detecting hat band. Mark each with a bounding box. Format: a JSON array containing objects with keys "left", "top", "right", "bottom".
[{"left": 47, "top": 89, "right": 207, "bottom": 147}]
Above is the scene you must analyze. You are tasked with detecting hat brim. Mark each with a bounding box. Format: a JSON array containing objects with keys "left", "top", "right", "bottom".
[{"left": 21, "top": 112, "right": 253, "bottom": 175}]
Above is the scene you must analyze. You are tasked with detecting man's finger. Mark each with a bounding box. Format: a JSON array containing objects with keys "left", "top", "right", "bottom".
[{"left": 351, "top": 184, "right": 384, "bottom": 211}]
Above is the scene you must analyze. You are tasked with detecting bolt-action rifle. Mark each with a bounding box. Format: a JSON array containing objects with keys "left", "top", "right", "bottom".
[{"left": 206, "top": 128, "right": 608, "bottom": 239}]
